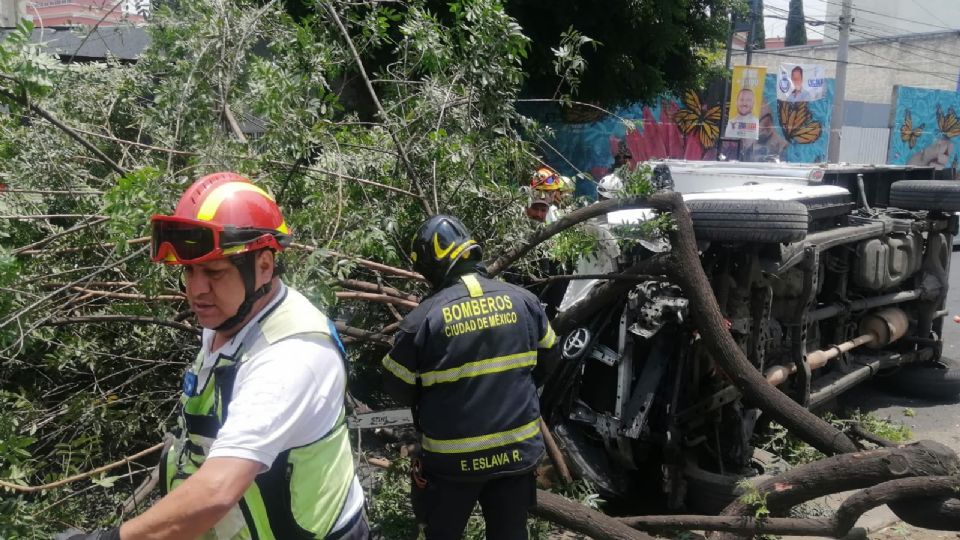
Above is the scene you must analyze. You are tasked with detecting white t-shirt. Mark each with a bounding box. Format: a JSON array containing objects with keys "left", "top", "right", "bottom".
[{"left": 198, "top": 284, "right": 363, "bottom": 532}]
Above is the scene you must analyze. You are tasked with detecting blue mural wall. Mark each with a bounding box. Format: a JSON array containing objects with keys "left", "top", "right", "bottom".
[
  {"left": 888, "top": 86, "right": 960, "bottom": 168},
  {"left": 529, "top": 74, "right": 834, "bottom": 194}
]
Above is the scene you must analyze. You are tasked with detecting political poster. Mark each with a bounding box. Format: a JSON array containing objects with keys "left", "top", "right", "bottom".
[
  {"left": 777, "top": 63, "right": 826, "bottom": 102},
  {"left": 725, "top": 65, "right": 766, "bottom": 140}
]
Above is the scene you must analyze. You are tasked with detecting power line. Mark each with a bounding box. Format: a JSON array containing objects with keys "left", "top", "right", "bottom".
[
  {"left": 757, "top": 8, "right": 960, "bottom": 81},
  {"left": 819, "top": 0, "right": 959, "bottom": 34},
  {"left": 734, "top": 46, "right": 959, "bottom": 80},
  {"left": 802, "top": 21, "right": 960, "bottom": 84},
  {"left": 846, "top": 27, "right": 960, "bottom": 73}
]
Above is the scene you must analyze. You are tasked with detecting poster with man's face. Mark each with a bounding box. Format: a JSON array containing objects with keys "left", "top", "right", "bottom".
[
  {"left": 725, "top": 65, "right": 766, "bottom": 140},
  {"left": 777, "top": 63, "right": 826, "bottom": 102}
]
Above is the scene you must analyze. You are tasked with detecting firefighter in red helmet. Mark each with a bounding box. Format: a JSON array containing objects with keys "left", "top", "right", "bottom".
[{"left": 71, "top": 173, "right": 368, "bottom": 540}]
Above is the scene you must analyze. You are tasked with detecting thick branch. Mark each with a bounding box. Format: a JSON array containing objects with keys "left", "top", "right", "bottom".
[
  {"left": 655, "top": 191, "right": 857, "bottom": 456},
  {"left": 619, "top": 515, "right": 832, "bottom": 536},
  {"left": 44, "top": 315, "right": 200, "bottom": 336},
  {"left": 836, "top": 475, "right": 960, "bottom": 533},
  {"left": 0, "top": 247, "right": 148, "bottom": 331},
  {"left": 531, "top": 489, "right": 656, "bottom": 540},
  {"left": 68, "top": 287, "right": 185, "bottom": 302},
  {"left": 322, "top": 2, "right": 432, "bottom": 214},
  {"left": 715, "top": 440, "right": 960, "bottom": 525},
  {"left": 336, "top": 291, "right": 418, "bottom": 310},
  {"left": 293, "top": 244, "right": 425, "bottom": 280},
  {"left": 335, "top": 322, "right": 393, "bottom": 347},
  {"left": 13, "top": 217, "right": 110, "bottom": 255},
  {"left": 338, "top": 278, "right": 419, "bottom": 302},
  {"left": 540, "top": 420, "right": 573, "bottom": 485},
  {"left": 0, "top": 89, "right": 126, "bottom": 175},
  {"left": 487, "top": 196, "right": 660, "bottom": 277},
  {"left": 0, "top": 442, "right": 163, "bottom": 493}
]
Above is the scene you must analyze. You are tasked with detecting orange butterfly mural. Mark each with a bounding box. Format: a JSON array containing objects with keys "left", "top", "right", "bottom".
[
  {"left": 899, "top": 110, "right": 924, "bottom": 149},
  {"left": 777, "top": 101, "right": 822, "bottom": 145},
  {"left": 672, "top": 91, "right": 722, "bottom": 149},
  {"left": 936, "top": 104, "right": 960, "bottom": 138}
]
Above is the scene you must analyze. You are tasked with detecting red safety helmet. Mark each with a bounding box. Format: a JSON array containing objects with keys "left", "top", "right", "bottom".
[{"left": 150, "top": 172, "right": 291, "bottom": 265}]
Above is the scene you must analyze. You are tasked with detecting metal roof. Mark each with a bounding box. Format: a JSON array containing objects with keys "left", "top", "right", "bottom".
[{"left": 0, "top": 26, "right": 149, "bottom": 61}]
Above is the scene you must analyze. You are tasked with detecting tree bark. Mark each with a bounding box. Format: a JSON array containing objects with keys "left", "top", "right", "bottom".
[
  {"left": 711, "top": 440, "right": 960, "bottom": 539},
  {"left": 652, "top": 192, "right": 858, "bottom": 457},
  {"left": 532, "top": 489, "right": 656, "bottom": 540},
  {"left": 836, "top": 475, "right": 960, "bottom": 533},
  {"left": 617, "top": 475, "right": 960, "bottom": 536}
]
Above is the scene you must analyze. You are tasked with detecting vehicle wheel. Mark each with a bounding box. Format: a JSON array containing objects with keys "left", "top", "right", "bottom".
[
  {"left": 686, "top": 200, "right": 808, "bottom": 244},
  {"left": 889, "top": 496, "right": 960, "bottom": 531},
  {"left": 889, "top": 180, "right": 960, "bottom": 212},
  {"left": 684, "top": 449, "right": 790, "bottom": 514},
  {"left": 876, "top": 357, "right": 960, "bottom": 400}
]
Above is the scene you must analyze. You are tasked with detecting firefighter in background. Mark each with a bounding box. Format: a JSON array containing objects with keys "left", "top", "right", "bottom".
[
  {"left": 382, "top": 215, "right": 560, "bottom": 540},
  {"left": 526, "top": 166, "right": 575, "bottom": 224}
]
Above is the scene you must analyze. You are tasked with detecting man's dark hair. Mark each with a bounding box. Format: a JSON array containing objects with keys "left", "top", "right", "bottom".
[{"left": 791, "top": 66, "right": 803, "bottom": 78}]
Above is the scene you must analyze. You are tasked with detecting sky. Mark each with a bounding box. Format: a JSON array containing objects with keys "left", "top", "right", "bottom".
[{"left": 763, "top": 0, "right": 828, "bottom": 39}]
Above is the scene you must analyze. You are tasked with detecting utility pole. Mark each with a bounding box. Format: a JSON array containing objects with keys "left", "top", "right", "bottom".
[
  {"left": 715, "top": 15, "right": 736, "bottom": 159},
  {"left": 827, "top": 0, "right": 852, "bottom": 163},
  {"left": 745, "top": 0, "right": 758, "bottom": 66}
]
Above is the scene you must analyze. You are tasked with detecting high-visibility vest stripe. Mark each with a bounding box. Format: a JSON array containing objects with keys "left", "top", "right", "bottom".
[
  {"left": 422, "top": 418, "right": 541, "bottom": 454},
  {"left": 460, "top": 273, "right": 483, "bottom": 298},
  {"left": 420, "top": 351, "right": 536, "bottom": 387},
  {"left": 382, "top": 354, "right": 417, "bottom": 385},
  {"left": 538, "top": 324, "right": 557, "bottom": 349}
]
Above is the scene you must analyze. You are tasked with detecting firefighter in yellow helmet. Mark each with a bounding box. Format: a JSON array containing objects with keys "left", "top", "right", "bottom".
[
  {"left": 382, "top": 215, "right": 560, "bottom": 539},
  {"left": 527, "top": 166, "right": 575, "bottom": 224}
]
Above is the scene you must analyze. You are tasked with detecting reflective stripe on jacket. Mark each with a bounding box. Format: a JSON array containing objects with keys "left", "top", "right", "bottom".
[
  {"left": 383, "top": 273, "right": 557, "bottom": 479},
  {"left": 160, "top": 288, "right": 355, "bottom": 539}
]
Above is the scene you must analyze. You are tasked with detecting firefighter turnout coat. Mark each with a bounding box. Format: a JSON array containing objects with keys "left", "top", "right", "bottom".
[{"left": 382, "top": 272, "right": 558, "bottom": 479}]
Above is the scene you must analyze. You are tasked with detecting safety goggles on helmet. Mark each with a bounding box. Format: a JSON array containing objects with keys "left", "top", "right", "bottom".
[
  {"left": 530, "top": 168, "right": 562, "bottom": 191},
  {"left": 150, "top": 215, "right": 288, "bottom": 264}
]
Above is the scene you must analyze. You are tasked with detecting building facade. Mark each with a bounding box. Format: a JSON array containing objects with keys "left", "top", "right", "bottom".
[
  {"left": 25, "top": 0, "right": 144, "bottom": 27},
  {"left": 824, "top": 0, "right": 960, "bottom": 42}
]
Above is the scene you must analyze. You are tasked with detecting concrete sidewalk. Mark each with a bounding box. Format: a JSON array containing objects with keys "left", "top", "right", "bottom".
[{"left": 779, "top": 489, "right": 899, "bottom": 540}]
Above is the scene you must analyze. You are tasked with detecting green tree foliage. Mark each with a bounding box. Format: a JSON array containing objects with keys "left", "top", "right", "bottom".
[
  {"left": 271, "top": 0, "right": 737, "bottom": 105},
  {"left": 785, "top": 0, "right": 808, "bottom": 47},
  {"left": 0, "top": 0, "right": 558, "bottom": 534},
  {"left": 504, "top": 0, "right": 737, "bottom": 104}
]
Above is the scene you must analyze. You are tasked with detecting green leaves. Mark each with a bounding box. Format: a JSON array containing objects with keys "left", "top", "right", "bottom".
[{"left": 0, "top": 19, "right": 61, "bottom": 101}]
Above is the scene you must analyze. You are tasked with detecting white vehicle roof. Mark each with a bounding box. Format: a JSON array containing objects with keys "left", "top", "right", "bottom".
[{"left": 606, "top": 183, "right": 851, "bottom": 226}]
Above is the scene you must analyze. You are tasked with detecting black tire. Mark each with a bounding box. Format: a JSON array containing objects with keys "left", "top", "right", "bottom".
[
  {"left": 684, "top": 449, "right": 790, "bottom": 514},
  {"left": 877, "top": 357, "right": 960, "bottom": 401},
  {"left": 686, "top": 199, "right": 808, "bottom": 244},
  {"left": 889, "top": 496, "right": 960, "bottom": 531},
  {"left": 889, "top": 180, "right": 960, "bottom": 212}
]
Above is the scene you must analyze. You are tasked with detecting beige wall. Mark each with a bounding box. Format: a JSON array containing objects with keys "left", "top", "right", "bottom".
[
  {"left": 0, "top": 0, "right": 27, "bottom": 26},
  {"left": 732, "top": 32, "right": 960, "bottom": 104}
]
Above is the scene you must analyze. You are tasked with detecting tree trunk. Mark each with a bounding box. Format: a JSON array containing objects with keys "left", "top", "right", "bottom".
[
  {"left": 711, "top": 440, "right": 960, "bottom": 539},
  {"left": 651, "top": 192, "right": 858, "bottom": 456},
  {"left": 532, "top": 489, "right": 656, "bottom": 540}
]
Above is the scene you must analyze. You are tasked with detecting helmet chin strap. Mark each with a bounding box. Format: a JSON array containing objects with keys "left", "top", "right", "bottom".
[{"left": 213, "top": 251, "right": 273, "bottom": 333}]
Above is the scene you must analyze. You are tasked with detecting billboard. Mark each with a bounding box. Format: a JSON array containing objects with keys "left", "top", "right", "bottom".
[
  {"left": 725, "top": 65, "right": 767, "bottom": 140},
  {"left": 777, "top": 63, "right": 827, "bottom": 102}
]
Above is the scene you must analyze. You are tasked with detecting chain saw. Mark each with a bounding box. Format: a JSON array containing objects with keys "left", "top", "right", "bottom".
[{"left": 347, "top": 408, "right": 413, "bottom": 429}]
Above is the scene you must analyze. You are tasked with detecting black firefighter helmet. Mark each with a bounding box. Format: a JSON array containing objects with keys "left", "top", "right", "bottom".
[{"left": 410, "top": 215, "right": 482, "bottom": 287}]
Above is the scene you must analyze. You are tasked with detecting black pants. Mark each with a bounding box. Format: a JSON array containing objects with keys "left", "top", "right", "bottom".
[{"left": 411, "top": 472, "right": 537, "bottom": 540}]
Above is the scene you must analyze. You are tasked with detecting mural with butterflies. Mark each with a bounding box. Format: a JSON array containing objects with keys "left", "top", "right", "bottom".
[
  {"left": 888, "top": 86, "right": 960, "bottom": 169},
  {"left": 532, "top": 74, "right": 834, "bottom": 196}
]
